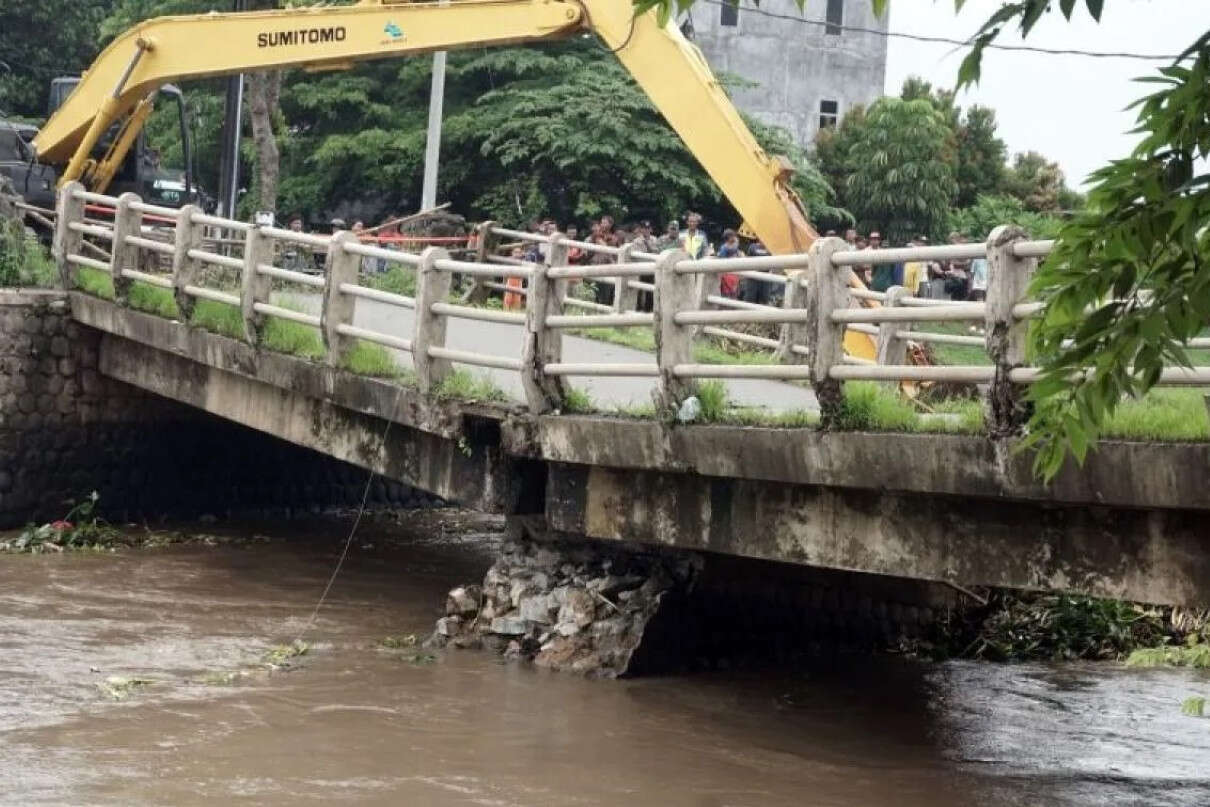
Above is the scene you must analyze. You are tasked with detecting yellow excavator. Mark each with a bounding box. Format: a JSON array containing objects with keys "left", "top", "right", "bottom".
[{"left": 23, "top": 0, "right": 877, "bottom": 360}]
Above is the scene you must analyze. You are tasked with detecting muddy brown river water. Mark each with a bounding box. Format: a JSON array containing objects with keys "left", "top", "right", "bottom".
[{"left": 1, "top": 510, "right": 1207, "bottom": 806}]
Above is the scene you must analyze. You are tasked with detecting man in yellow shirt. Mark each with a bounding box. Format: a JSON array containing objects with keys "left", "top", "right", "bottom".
[{"left": 901, "top": 237, "right": 926, "bottom": 296}]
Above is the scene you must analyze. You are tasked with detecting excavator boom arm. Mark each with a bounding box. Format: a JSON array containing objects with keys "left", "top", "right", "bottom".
[{"left": 34, "top": 0, "right": 815, "bottom": 254}]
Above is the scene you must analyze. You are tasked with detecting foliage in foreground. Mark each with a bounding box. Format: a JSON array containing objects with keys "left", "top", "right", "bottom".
[{"left": 1025, "top": 47, "right": 1210, "bottom": 478}]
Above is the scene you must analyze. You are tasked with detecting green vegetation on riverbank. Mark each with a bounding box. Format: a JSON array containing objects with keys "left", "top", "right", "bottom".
[
  {"left": 0, "top": 220, "right": 57, "bottom": 288},
  {"left": 1127, "top": 641, "right": 1210, "bottom": 669},
  {"left": 910, "top": 588, "right": 1210, "bottom": 669}
]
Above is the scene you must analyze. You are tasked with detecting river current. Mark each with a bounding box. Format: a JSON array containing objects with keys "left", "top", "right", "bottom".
[{"left": 1, "top": 510, "right": 1207, "bottom": 806}]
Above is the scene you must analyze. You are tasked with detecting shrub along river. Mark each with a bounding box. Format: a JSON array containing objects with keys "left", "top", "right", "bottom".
[{"left": 1, "top": 510, "right": 1207, "bottom": 806}]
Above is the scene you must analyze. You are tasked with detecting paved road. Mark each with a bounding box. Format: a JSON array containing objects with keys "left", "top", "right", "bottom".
[{"left": 294, "top": 294, "right": 818, "bottom": 412}]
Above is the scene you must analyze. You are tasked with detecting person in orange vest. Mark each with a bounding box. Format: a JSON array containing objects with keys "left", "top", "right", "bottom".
[{"left": 504, "top": 246, "right": 526, "bottom": 310}]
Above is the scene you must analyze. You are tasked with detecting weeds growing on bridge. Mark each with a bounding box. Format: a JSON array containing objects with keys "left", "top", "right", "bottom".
[
  {"left": 561, "top": 386, "right": 596, "bottom": 414},
  {"left": 435, "top": 369, "right": 509, "bottom": 403},
  {"left": 75, "top": 267, "right": 405, "bottom": 379},
  {"left": 1101, "top": 389, "right": 1210, "bottom": 442}
]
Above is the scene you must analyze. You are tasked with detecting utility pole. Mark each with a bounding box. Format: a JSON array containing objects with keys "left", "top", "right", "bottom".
[
  {"left": 420, "top": 50, "right": 446, "bottom": 211},
  {"left": 216, "top": 0, "right": 249, "bottom": 218}
]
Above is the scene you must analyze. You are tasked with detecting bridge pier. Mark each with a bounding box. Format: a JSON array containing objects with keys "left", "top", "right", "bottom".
[{"left": 430, "top": 515, "right": 962, "bottom": 676}]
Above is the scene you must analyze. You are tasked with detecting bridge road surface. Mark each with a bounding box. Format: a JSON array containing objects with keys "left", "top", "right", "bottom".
[{"left": 338, "top": 296, "right": 820, "bottom": 413}]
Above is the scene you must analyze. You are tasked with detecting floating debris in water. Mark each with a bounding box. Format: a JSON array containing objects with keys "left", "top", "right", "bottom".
[
  {"left": 378, "top": 634, "right": 418, "bottom": 649},
  {"left": 1181, "top": 696, "right": 1206, "bottom": 717},
  {"left": 198, "top": 670, "right": 247, "bottom": 686},
  {"left": 399, "top": 651, "right": 437, "bottom": 665},
  {"left": 97, "top": 675, "right": 153, "bottom": 701},
  {"left": 262, "top": 640, "right": 310, "bottom": 669}
]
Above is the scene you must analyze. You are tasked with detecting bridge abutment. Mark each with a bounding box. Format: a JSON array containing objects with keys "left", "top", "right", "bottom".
[{"left": 0, "top": 291, "right": 436, "bottom": 528}]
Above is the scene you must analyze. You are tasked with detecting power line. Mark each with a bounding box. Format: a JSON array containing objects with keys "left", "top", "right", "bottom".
[{"left": 697, "top": 0, "right": 1183, "bottom": 61}]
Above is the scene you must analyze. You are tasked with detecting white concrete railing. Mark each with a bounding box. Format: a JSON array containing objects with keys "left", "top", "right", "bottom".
[{"left": 52, "top": 183, "right": 1210, "bottom": 430}]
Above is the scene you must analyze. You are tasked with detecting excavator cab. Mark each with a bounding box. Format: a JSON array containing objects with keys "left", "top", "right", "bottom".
[
  {"left": 1, "top": 77, "right": 199, "bottom": 217},
  {"left": 45, "top": 77, "right": 199, "bottom": 210}
]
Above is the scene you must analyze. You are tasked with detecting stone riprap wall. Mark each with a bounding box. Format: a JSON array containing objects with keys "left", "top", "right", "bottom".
[
  {"left": 429, "top": 525, "right": 702, "bottom": 677},
  {"left": 0, "top": 291, "right": 437, "bottom": 527},
  {"left": 431, "top": 520, "right": 960, "bottom": 677}
]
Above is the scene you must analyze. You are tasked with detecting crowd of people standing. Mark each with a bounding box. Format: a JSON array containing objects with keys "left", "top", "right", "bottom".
[
  {"left": 276, "top": 208, "right": 987, "bottom": 308},
  {"left": 833, "top": 228, "right": 988, "bottom": 302},
  {"left": 515, "top": 212, "right": 779, "bottom": 308}
]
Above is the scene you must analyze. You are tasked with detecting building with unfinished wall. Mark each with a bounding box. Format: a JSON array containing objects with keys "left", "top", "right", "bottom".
[{"left": 687, "top": 0, "right": 888, "bottom": 148}]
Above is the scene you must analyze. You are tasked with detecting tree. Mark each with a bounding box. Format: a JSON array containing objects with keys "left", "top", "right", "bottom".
[
  {"left": 102, "top": 0, "right": 286, "bottom": 216},
  {"left": 241, "top": 0, "right": 285, "bottom": 215},
  {"left": 947, "top": 193, "right": 1064, "bottom": 242},
  {"left": 812, "top": 103, "right": 865, "bottom": 215},
  {"left": 900, "top": 76, "right": 1006, "bottom": 208},
  {"left": 954, "top": 105, "right": 1008, "bottom": 207},
  {"left": 276, "top": 40, "right": 846, "bottom": 231},
  {"left": 0, "top": 1, "right": 110, "bottom": 118},
  {"left": 745, "top": 116, "right": 852, "bottom": 231},
  {"left": 1004, "top": 150, "right": 1071, "bottom": 213},
  {"left": 842, "top": 97, "right": 957, "bottom": 243}
]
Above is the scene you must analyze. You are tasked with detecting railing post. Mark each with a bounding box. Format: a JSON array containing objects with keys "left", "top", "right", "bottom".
[
  {"left": 694, "top": 264, "right": 719, "bottom": 318},
  {"left": 984, "top": 225, "right": 1036, "bottom": 437},
  {"left": 413, "top": 246, "right": 454, "bottom": 393},
  {"left": 612, "top": 243, "right": 638, "bottom": 314},
  {"left": 52, "top": 181, "right": 86, "bottom": 289},
  {"left": 170, "top": 204, "right": 204, "bottom": 320},
  {"left": 240, "top": 225, "right": 272, "bottom": 344},
  {"left": 110, "top": 192, "right": 142, "bottom": 305},
  {"left": 776, "top": 271, "right": 809, "bottom": 363},
  {"left": 322, "top": 231, "right": 360, "bottom": 367},
  {"left": 653, "top": 248, "right": 695, "bottom": 415},
  {"left": 464, "top": 220, "right": 496, "bottom": 305},
  {"left": 522, "top": 233, "right": 568, "bottom": 413},
  {"left": 875, "top": 285, "right": 910, "bottom": 368},
  {"left": 805, "top": 237, "right": 851, "bottom": 425}
]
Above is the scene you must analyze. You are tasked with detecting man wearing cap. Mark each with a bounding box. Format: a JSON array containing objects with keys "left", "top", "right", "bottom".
[{"left": 864, "top": 231, "right": 889, "bottom": 291}]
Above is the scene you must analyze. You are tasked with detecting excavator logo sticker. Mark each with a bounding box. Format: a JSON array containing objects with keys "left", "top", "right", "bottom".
[{"left": 383, "top": 21, "right": 404, "bottom": 42}]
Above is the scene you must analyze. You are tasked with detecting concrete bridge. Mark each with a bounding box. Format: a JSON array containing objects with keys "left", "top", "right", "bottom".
[{"left": 36, "top": 183, "right": 1210, "bottom": 607}]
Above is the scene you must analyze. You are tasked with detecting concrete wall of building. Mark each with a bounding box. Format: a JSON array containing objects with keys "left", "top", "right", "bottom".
[
  {"left": 690, "top": 0, "right": 887, "bottom": 147},
  {"left": 0, "top": 291, "right": 437, "bottom": 528}
]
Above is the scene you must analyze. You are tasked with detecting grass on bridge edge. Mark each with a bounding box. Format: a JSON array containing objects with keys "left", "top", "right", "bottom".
[
  {"left": 70, "top": 267, "right": 1210, "bottom": 441},
  {"left": 74, "top": 267, "right": 406, "bottom": 379}
]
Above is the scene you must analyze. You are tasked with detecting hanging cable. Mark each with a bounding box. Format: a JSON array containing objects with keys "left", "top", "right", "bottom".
[{"left": 697, "top": 0, "right": 1182, "bottom": 61}]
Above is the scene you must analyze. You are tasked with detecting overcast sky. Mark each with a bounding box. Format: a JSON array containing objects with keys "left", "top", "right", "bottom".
[{"left": 884, "top": 0, "right": 1208, "bottom": 188}]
